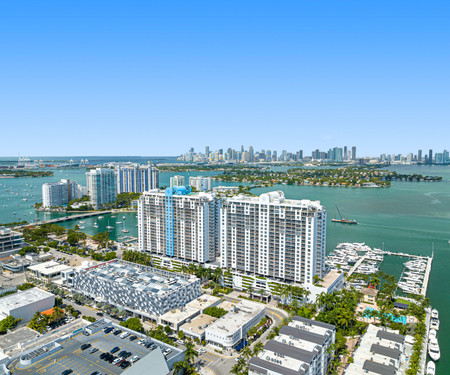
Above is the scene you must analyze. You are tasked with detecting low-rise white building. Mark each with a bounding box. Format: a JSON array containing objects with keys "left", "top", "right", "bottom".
[
  {"left": 0, "top": 227, "right": 24, "bottom": 257},
  {"left": 0, "top": 287, "right": 55, "bottom": 322},
  {"left": 249, "top": 317, "right": 336, "bottom": 375},
  {"left": 159, "top": 294, "right": 221, "bottom": 331},
  {"left": 205, "top": 300, "right": 265, "bottom": 350},
  {"left": 28, "top": 261, "right": 73, "bottom": 282},
  {"left": 307, "top": 270, "right": 345, "bottom": 304},
  {"left": 189, "top": 176, "right": 212, "bottom": 191},
  {"left": 344, "top": 324, "right": 410, "bottom": 375}
]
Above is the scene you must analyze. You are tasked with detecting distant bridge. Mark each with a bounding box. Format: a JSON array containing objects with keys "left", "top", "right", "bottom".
[{"left": 16, "top": 210, "right": 113, "bottom": 228}]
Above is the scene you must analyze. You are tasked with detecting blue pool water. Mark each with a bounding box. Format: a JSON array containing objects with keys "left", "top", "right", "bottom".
[{"left": 364, "top": 307, "right": 407, "bottom": 325}]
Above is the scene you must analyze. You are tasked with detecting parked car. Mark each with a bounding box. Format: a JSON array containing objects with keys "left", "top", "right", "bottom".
[
  {"left": 110, "top": 346, "right": 120, "bottom": 354},
  {"left": 120, "top": 332, "right": 130, "bottom": 339},
  {"left": 61, "top": 370, "right": 73, "bottom": 375},
  {"left": 129, "top": 335, "right": 137, "bottom": 341},
  {"left": 113, "top": 329, "right": 122, "bottom": 336},
  {"left": 89, "top": 347, "right": 98, "bottom": 354},
  {"left": 163, "top": 348, "right": 172, "bottom": 356},
  {"left": 104, "top": 327, "right": 113, "bottom": 333},
  {"left": 81, "top": 344, "right": 91, "bottom": 350},
  {"left": 131, "top": 355, "right": 140, "bottom": 363}
]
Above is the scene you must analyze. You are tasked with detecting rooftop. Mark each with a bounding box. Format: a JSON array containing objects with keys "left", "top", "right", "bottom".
[
  {"left": 319, "top": 270, "right": 343, "bottom": 289},
  {"left": 28, "top": 261, "right": 72, "bottom": 276},
  {"left": 77, "top": 260, "right": 198, "bottom": 297},
  {"left": 361, "top": 287, "right": 379, "bottom": 297},
  {"left": 206, "top": 300, "right": 264, "bottom": 335},
  {"left": 225, "top": 191, "right": 323, "bottom": 209},
  {"left": 180, "top": 314, "right": 218, "bottom": 335},
  {"left": 0, "top": 287, "right": 54, "bottom": 312}
]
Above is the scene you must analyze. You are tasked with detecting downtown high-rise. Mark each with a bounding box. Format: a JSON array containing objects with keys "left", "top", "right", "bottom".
[
  {"left": 219, "top": 191, "right": 326, "bottom": 284},
  {"left": 42, "top": 179, "right": 85, "bottom": 208}
]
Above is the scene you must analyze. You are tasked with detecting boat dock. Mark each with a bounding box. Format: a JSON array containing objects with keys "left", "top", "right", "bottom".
[
  {"left": 347, "top": 255, "right": 368, "bottom": 277},
  {"left": 421, "top": 256, "right": 433, "bottom": 297},
  {"left": 119, "top": 236, "right": 138, "bottom": 243}
]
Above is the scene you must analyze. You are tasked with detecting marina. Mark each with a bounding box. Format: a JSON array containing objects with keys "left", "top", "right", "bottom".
[{"left": 326, "top": 242, "right": 433, "bottom": 298}]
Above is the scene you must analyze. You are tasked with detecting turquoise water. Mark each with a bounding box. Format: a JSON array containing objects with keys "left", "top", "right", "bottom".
[
  {"left": 364, "top": 307, "right": 407, "bottom": 325},
  {"left": 0, "top": 165, "right": 449, "bottom": 373}
]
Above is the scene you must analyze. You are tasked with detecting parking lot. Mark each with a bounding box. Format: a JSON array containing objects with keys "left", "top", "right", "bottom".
[{"left": 11, "top": 323, "right": 180, "bottom": 375}]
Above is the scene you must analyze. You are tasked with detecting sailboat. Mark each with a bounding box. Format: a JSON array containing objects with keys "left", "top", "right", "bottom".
[
  {"left": 122, "top": 221, "right": 129, "bottom": 233},
  {"left": 106, "top": 219, "right": 114, "bottom": 230},
  {"left": 331, "top": 206, "right": 358, "bottom": 224}
]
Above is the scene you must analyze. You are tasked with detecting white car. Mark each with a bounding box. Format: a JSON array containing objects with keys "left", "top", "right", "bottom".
[
  {"left": 131, "top": 355, "right": 140, "bottom": 363},
  {"left": 120, "top": 332, "right": 131, "bottom": 339},
  {"left": 163, "top": 348, "right": 172, "bottom": 356},
  {"left": 198, "top": 348, "right": 206, "bottom": 354}
]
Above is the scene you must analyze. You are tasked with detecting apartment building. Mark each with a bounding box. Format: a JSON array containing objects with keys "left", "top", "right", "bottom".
[
  {"left": 220, "top": 191, "right": 326, "bottom": 284},
  {"left": 170, "top": 175, "right": 185, "bottom": 187},
  {"left": 116, "top": 164, "right": 159, "bottom": 193},
  {"left": 189, "top": 176, "right": 212, "bottom": 191},
  {"left": 249, "top": 317, "right": 335, "bottom": 375},
  {"left": 0, "top": 227, "right": 24, "bottom": 257},
  {"left": 42, "top": 179, "right": 85, "bottom": 207},
  {"left": 86, "top": 168, "right": 117, "bottom": 209},
  {"left": 138, "top": 187, "right": 219, "bottom": 263}
]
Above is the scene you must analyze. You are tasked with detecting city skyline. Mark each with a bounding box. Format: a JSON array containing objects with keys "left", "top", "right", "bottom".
[{"left": 1, "top": 1, "right": 449, "bottom": 156}]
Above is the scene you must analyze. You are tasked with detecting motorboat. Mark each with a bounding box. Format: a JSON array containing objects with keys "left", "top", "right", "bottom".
[
  {"left": 122, "top": 215, "right": 126, "bottom": 219},
  {"left": 428, "top": 338, "right": 440, "bottom": 361},
  {"left": 98, "top": 216, "right": 104, "bottom": 219},
  {"left": 431, "top": 309, "right": 439, "bottom": 320},
  {"left": 93, "top": 222, "right": 99, "bottom": 228},
  {"left": 79, "top": 226, "right": 85, "bottom": 230},
  {"left": 426, "top": 361, "right": 436, "bottom": 375},
  {"left": 79, "top": 220, "right": 86, "bottom": 224},
  {"left": 430, "top": 318, "right": 440, "bottom": 331},
  {"left": 429, "top": 329, "right": 437, "bottom": 341},
  {"left": 116, "top": 221, "right": 122, "bottom": 224}
]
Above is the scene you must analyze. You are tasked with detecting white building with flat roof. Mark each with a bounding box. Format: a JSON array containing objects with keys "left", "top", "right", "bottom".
[
  {"left": 0, "top": 227, "right": 24, "bottom": 257},
  {"left": 170, "top": 175, "right": 185, "bottom": 187},
  {"left": 0, "top": 287, "right": 55, "bottom": 322},
  {"left": 86, "top": 168, "right": 117, "bottom": 209},
  {"left": 28, "top": 261, "right": 73, "bottom": 282},
  {"left": 249, "top": 317, "right": 336, "bottom": 375},
  {"left": 205, "top": 300, "right": 265, "bottom": 350}
]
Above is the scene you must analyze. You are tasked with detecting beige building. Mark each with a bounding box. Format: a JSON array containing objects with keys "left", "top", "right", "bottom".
[{"left": 361, "top": 287, "right": 378, "bottom": 305}]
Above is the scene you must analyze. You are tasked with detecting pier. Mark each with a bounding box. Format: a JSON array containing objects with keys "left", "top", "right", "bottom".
[
  {"left": 421, "top": 256, "right": 433, "bottom": 297},
  {"left": 346, "top": 255, "right": 368, "bottom": 277}
]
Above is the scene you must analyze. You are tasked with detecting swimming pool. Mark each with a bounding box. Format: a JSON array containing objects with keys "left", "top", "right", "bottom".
[{"left": 363, "top": 307, "right": 407, "bottom": 325}]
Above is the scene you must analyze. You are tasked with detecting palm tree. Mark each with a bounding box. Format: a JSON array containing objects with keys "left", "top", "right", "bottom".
[
  {"left": 184, "top": 342, "right": 198, "bottom": 366},
  {"left": 253, "top": 342, "right": 264, "bottom": 356},
  {"left": 51, "top": 306, "right": 65, "bottom": 323},
  {"left": 246, "top": 285, "right": 254, "bottom": 299},
  {"left": 241, "top": 345, "right": 253, "bottom": 361},
  {"left": 212, "top": 267, "right": 223, "bottom": 283},
  {"left": 258, "top": 288, "right": 266, "bottom": 302}
]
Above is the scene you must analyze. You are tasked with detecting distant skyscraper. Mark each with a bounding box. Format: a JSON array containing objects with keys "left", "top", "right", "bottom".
[
  {"left": 428, "top": 149, "right": 433, "bottom": 164},
  {"left": 205, "top": 146, "right": 210, "bottom": 157},
  {"left": 417, "top": 149, "right": 422, "bottom": 162},
  {"left": 116, "top": 164, "right": 159, "bottom": 193},
  {"left": 42, "top": 179, "right": 85, "bottom": 208},
  {"left": 351, "top": 146, "right": 356, "bottom": 160},
  {"left": 86, "top": 168, "right": 117, "bottom": 209},
  {"left": 443, "top": 150, "right": 449, "bottom": 164},
  {"left": 248, "top": 146, "right": 254, "bottom": 162},
  {"left": 343, "top": 146, "right": 347, "bottom": 160},
  {"left": 189, "top": 176, "right": 212, "bottom": 191},
  {"left": 170, "top": 175, "right": 185, "bottom": 187}
]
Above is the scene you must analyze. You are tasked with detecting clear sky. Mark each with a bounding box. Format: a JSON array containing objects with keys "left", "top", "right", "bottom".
[{"left": 1, "top": 1, "right": 449, "bottom": 157}]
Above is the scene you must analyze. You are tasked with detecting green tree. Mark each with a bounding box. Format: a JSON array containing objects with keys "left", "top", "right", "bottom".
[{"left": 120, "top": 317, "right": 144, "bottom": 333}]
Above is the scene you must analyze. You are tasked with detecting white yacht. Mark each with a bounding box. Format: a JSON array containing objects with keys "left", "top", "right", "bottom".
[
  {"left": 431, "top": 309, "right": 439, "bottom": 320},
  {"left": 426, "top": 361, "right": 436, "bottom": 375},
  {"left": 430, "top": 318, "right": 440, "bottom": 331},
  {"left": 98, "top": 216, "right": 104, "bottom": 219},
  {"left": 428, "top": 338, "right": 440, "bottom": 361},
  {"left": 429, "top": 329, "right": 437, "bottom": 341},
  {"left": 93, "top": 222, "right": 99, "bottom": 228},
  {"left": 79, "top": 226, "right": 85, "bottom": 230}
]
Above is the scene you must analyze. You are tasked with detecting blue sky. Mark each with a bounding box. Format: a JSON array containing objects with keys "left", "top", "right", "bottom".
[{"left": 1, "top": 1, "right": 449, "bottom": 157}]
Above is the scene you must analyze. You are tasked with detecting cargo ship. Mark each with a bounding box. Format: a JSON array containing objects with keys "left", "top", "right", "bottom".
[{"left": 332, "top": 206, "right": 358, "bottom": 224}]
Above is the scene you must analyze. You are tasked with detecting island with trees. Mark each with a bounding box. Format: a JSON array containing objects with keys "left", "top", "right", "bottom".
[
  {"left": 0, "top": 169, "right": 53, "bottom": 178},
  {"left": 212, "top": 166, "right": 442, "bottom": 188}
]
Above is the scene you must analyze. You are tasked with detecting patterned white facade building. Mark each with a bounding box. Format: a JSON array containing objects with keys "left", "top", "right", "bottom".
[
  {"left": 138, "top": 187, "right": 219, "bottom": 263},
  {"left": 220, "top": 191, "right": 326, "bottom": 284},
  {"left": 70, "top": 260, "right": 201, "bottom": 321},
  {"left": 170, "top": 175, "right": 185, "bottom": 187}
]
